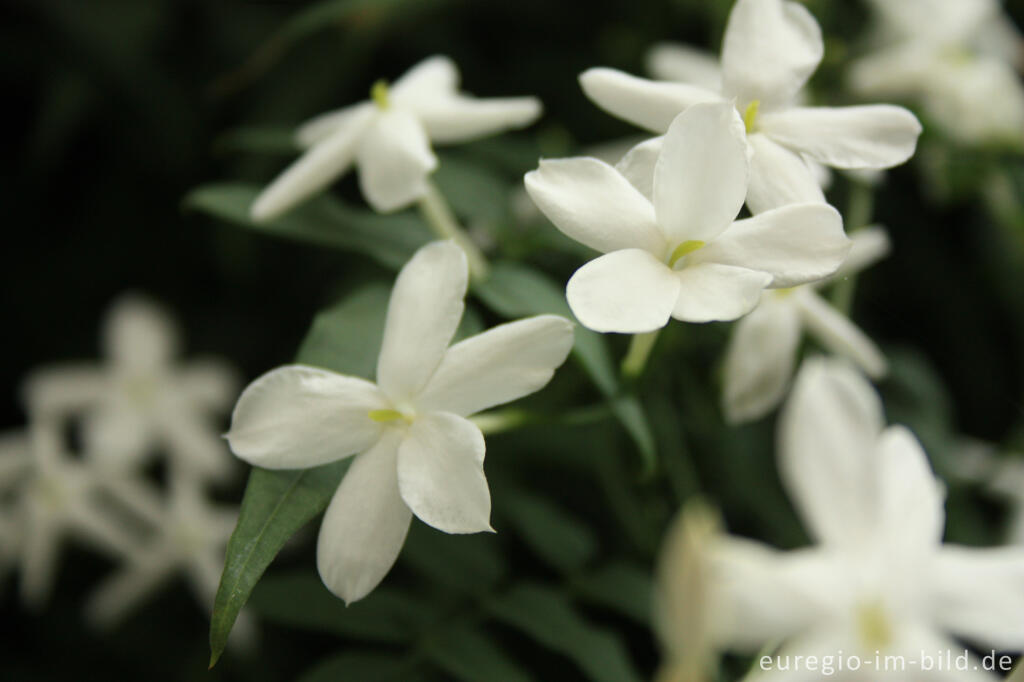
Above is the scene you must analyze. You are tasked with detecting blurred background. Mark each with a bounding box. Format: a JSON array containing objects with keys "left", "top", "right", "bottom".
[{"left": 3, "top": 0, "right": 1024, "bottom": 680}]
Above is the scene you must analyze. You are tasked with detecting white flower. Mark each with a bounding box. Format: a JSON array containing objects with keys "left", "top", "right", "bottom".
[
  {"left": 0, "top": 423, "right": 143, "bottom": 607},
  {"left": 85, "top": 472, "right": 244, "bottom": 634},
  {"left": 524, "top": 102, "right": 850, "bottom": 333},
  {"left": 850, "top": 0, "right": 1024, "bottom": 145},
  {"left": 579, "top": 0, "right": 922, "bottom": 213},
  {"left": 698, "top": 358, "right": 1024, "bottom": 679},
  {"left": 23, "top": 295, "right": 239, "bottom": 481},
  {"left": 722, "top": 226, "right": 890, "bottom": 423},
  {"left": 225, "top": 241, "right": 574, "bottom": 603},
  {"left": 251, "top": 55, "right": 542, "bottom": 220}
]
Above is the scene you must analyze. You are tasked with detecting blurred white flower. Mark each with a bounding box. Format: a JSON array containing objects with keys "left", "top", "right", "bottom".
[
  {"left": 251, "top": 55, "right": 542, "bottom": 219},
  {"left": 0, "top": 423, "right": 143, "bottom": 608},
  {"left": 985, "top": 456, "right": 1024, "bottom": 546},
  {"left": 850, "top": 0, "right": 1024, "bottom": 145},
  {"left": 722, "top": 226, "right": 890, "bottom": 423},
  {"left": 580, "top": 0, "right": 922, "bottom": 213},
  {"left": 226, "top": 241, "right": 574, "bottom": 603},
  {"left": 702, "top": 359, "right": 1024, "bottom": 678},
  {"left": 23, "top": 295, "right": 239, "bottom": 482},
  {"left": 525, "top": 102, "right": 849, "bottom": 333}
]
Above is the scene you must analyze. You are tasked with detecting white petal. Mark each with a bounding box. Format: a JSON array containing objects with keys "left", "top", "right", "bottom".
[
  {"left": 295, "top": 102, "right": 374, "bottom": 148},
  {"left": 579, "top": 68, "right": 721, "bottom": 133},
  {"left": 721, "top": 296, "right": 802, "bottom": 424},
  {"left": 418, "top": 315, "right": 574, "bottom": 417},
  {"left": 796, "top": 290, "right": 888, "bottom": 377},
  {"left": 376, "top": 241, "right": 467, "bottom": 403},
  {"left": 21, "top": 365, "right": 107, "bottom": 417},
  {"left": 696, "top": 203, "right": 848, "bottom": 288},
  {"left": 413, "top": 96, "right": 541, "bottom": 144},
  {"left": 83, "top": 406, "right": 152, "bottom": 473},
  {"left": 524, "top": 158, "right": 666, "bottom": 255},
  {"left": 104, "top": 295, "right": 179, "bottom": 372},
  {"left": 830, "top": 225, "right": 891, "bottom": 281},
  {"left": 397, "top": 412, "right": 490, "bottom": 534},
  {"left": 251, "top": 107, "right": 374, "bottom": 221},
  {"left": 720, "top": 0, "right": 824, "bottom": 108},
  {"left": 746, "top": 133, "right": 825, "bottom": 214},
  {"left": 759, "top": 105, "right": 922, "bottom": 170},
  {"left": 874, "top": 425, "right": 945, "bottom": 556},
  {"left": 19, "top": 507, "right": 61, "bottom": 608},
  {"left": 777, "top": 357, "right": 885, "bottom": 547},
  {"left": 615, "top": 136, "right": 662, "bottom": 201},
  {"left": 176, "top": 360, "right": 240, "bottom": 412},
  {"left": 672, "top": 263, "right": 772, "bottom": 323},
  {"left": 316, "top": 432, "right": 412, "bottom": 604},
  {"left": 225, "top": 365, "right": 386, "bottom": 469},
  {"left": 646, "top": 43, "right": 722, "bottom": 90},
  {"left": 654, "top": 103, "right": 749, "bottom": 244},
  {"left": 159, "top": 414, "right": 236, "bottom": 481},
  {"left": 566, "top": 249, "right": 681, "bottom": 333},
  {"left": 932, "top": 545, "right": 1024, "bottom": 650},
  {"left": 86, "top": 557, "right": 175, "bottom": 628},
  {"left": 847, "top": 44, "right": 933, "bottom": 98},
  {"left": 356, "top": 108, "right": 438, "bottom": 213},
  {"left": 867, "top": 0, "right": 996, "bottom": 45},
  {"left": 390, "top": 55, "right": 460, "bottom": 102}
]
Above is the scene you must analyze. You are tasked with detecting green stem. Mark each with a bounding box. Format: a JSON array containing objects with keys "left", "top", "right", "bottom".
[
  {"left": 620, "top": 329, "right": 660, "bottom": 381},
  {"left": 417, "top": 180, "right": 490, "bottom": 281},
  {"left": 832, "top": 181, "right": 876, "bottom": 314}
]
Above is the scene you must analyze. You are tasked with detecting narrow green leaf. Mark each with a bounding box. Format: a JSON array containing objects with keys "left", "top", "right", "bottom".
[
  {"left": 433, "top": 156, "right": 511, "bottom": 224},
  {"left": 485, "top": 583, "right": 643, "bottom": 682},
  {"left": 296, "top": 652, "right": 425, "bottom": 682},
  {"left": 184, "top": 182, "right": 429, "bottom": 269},
  {"left": 424, "top": 625, "right": 537, "bottom": 682},
  {"left": 296, "top": 285, "right": 390, "bottom": 378},
  {"left": 498, "top": 490, "right": 597, "bottom": 574},
  {"left": 571, "top": 562, "right": 653, "bottom": 626},
  {"left": 402, "top": 524, "right": 507, "bottom": 595}
]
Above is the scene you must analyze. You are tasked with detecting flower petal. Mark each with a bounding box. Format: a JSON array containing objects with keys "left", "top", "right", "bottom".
[
  {"left": 746, "top": 133, "right": 825, "bottom": 214},
  {"left": 104, "top": 295, "right": 179, "bottom": 372},
  {"left": 418, "top": 315, "right": 574, "bottom": 417},
  {"left": 251, "top": 107, "right": 374, "bottom": 221},
  {"left": 720, "top": 0, "right": 824, "bottom": 108},
  {"left": 615, "top": 136, "right": 662, "bottom": 201},
  {"left": 695, "top": 203, "right": 848, "bottom": 288},
  {"left": 654, "top": 103, "right": 749, "bottom": 244},
  {"left": 524, "top": 158, "right": 666, "bottom": 255},
  {"left": 874, "top": 425, "right": 945, "bottom": 557},
  {"left": 795, "top": 290, "right": 887, "bottom": 377},
  {"left": 397, "top": 412, "right": 491, "bottom": 534},
  {"left": 672, "top": 264, "right": 772, "bottom": 323},
  {"left": 579, "top": 67, "right": 721, "bottom": 133},
  {"left": 316, "top": 432, "right": 412, "bottom": 604},
  {"left": 932, "top": 545, "right": 1024, "bottom": 650},
  {"left": 566, "top": 249, "right": 681, "bottom": 333},
  {"left": 225, "top": 365, "right": 386, "bottom": 469},
  {"left": 21, "top": 364, "right": 108, "bottom": 417},
  {"left": 376, "top": 241, "right": 467, "bottom": 403},
  {"left": 721, "top": 296, "right": 802, "bottom": 423},
  {"left": 759, "top": 105, "right": 922, "bottom": 170},
  {"left": 413, "top": 96, "right": 541, "bottom": 144},
  {"left": 830, "top": 225, "right": 890, "bottom": 281},
  {"left": 646, "top": 43, "right": 722, "bottom": 90},
  {"left": 176, "top": 360, "right": 240, "bottom": 412},
  {"left": 865, "top": 0, "right": 996, "bottom": 45},
  {"left": 777, "top": 357, "right": 885, "bottom": 548},
  {"left": 390, "top": 55, "right": 460, "bottom": 102},
  {"left": 356, "top": 108, "right": 438, "bottom": 212},
  {"left": 295, "top": 102, "right": 374, "bottom": 148},
  {"left": 83, "top": 407, "right": 152, "bottom": 473},
  {"left": 847, "top": 44, "right": 933, "bottom": 99}
]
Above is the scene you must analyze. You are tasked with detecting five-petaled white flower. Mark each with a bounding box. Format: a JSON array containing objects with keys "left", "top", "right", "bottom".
[
  {"left": 226, "top": 240, "right": 574, "bottom": 603},
  {"left": 686, "top": 358, "right": 1024, "bottom": 680},
  {"left": 579, "top": 0, "right": 922, "bottom": 213},
  {"left": 22, "top": 295, "right": 239, "bottom": 481},
  {"left": 524, "top": 102, "right": 850, "bottom": 333},
  {"left": 251, "top": 55, "right": 542, "bottom": 220},
  {"left": 849, "top": 0, "right": 1024, "bottom": 146},
  {"left": 722, "top": 226, "right": 891, "bottom": 423}
]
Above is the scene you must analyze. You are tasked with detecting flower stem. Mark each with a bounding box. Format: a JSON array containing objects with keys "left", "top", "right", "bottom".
[
  {"left": 621, "top": 329, "right": 661, "bottom": 381},
  {"left": 417, "top": 180, "right": 490, "bottom": 281},
  {"left": 832, "top": 181, "right": 876, "bottom": 314}
]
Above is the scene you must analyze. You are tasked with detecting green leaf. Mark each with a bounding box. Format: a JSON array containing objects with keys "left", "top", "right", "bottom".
[
  {"left": 249, "top": 573, "right": 430, "bottom": 642},
  {"left": 498, "top": 490, "right": 597, "bottom": 574},
  {"left": 209, "top": 460, "right": 349, "bottom": 667},
  {"left": 571, "top": 562, "right": 653, "bottom": 626},
  {"left": 296, "top": 652, "right": 425, "bottom": 682},
  {"left": 296, "top": 285, "right": 390, "bottom": 377},
  {"left": 213, "top": 126, "right": 298, "bottom": 157},
  {"left": 424, "top": 625, "right": 537, "bottom": 682},
  {"left": 184, "top": 182, "right": 429, "bottom": 269},
  {"left": 485, "top": 583, "right": 643, "bottom": 682},
  {"left": 474, "top": 261, "right": 656, "bottom": 471},
  {"left": 434, "top": 156, "right": 511, "bottom": 224},
  {"left": 402, "top": 524, "right": 507, "bottom": 596}
]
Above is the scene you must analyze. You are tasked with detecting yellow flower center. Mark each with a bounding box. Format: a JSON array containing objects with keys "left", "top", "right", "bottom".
[
  {"left": 371, "top": 80, "right": 391, "bottom": 110},
  {"left": 856, "top": 600, "right": 892, "bottom": 651},
  {"left": 743, "top": 99, "right": 760, "bottom": 133},
  {"left": 669, "top": 240, "right": 706, "bottom": 267},
  {"left": 368, "top": 407, "right": 415, "bottom": 424}
]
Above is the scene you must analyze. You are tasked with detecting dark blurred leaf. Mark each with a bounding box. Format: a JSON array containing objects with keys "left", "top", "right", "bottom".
[
  {"left": 571, "top": 562, "right": 652, "bottom": 626},
  {"left": 485, "top": 583, "right": 643, "bottom": 682},
  {"left": 424, "top": 625, "right": 537, "bottom": 682},
  {"left": 402, "top": 525, "right": 506, "bottom": 595},
  {"left": 184, "top": 182, "right": 430, "bottom": 269},
  {"left": 434, "top": 156, "right": 511, "bottom": 225},
  {"left": 498, "top": 489, "right": 597, "bottom": 574},
  {"left": 214, "top": 126, "right": 298, "bottom": 157},
  {"left": 250, "top": 573, "right": 431, "bottom": 642},
  {"left": 296, "top": 652, "right": 424, "bottom": 682}
]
